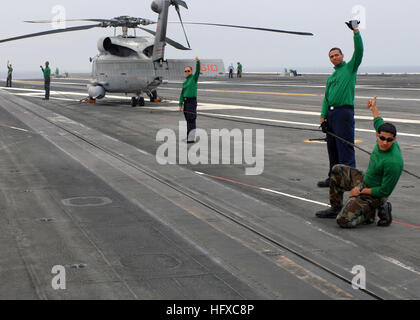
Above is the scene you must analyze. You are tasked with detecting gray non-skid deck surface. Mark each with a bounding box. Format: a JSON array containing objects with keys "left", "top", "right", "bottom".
[
  {"left": 1, "top": 74, "right": 420, "bottom": 300},
  {"left": 0, "top": 92, "right": 270, "bottom": 300},
  {"left": 0, "top": 91, "right": 366, "bottom": 300}
]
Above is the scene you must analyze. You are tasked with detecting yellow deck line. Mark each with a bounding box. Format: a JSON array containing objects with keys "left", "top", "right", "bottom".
[
  {"left": 15, "top": 80, "right": 44, "bottom": 84},
  {"left": 207, "top": 89, "right": 322, "bottom": 97}
]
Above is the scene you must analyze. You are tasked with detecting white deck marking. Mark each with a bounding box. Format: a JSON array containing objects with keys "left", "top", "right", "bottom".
[
  {"left": 260, "top": 188, "right": 330, "bottom": 207},
  {"left": 193, "top": 102, "right": 420, "bottom": 125},
  {"left": 198, "top": 112, "right": 420, "bottom": 138},
  {"left": 170, "top": 79, "right": 420, "bottom": 92},
  {"left": 160, "top": 86, "right": 420, "bottom": 102},
  {"left": 3, "top": 88, "right": 420, "bottom": 132},
  {"left": 376, "top": 255, "right": 420, "bottom": 276},
  {"left": 15, "top": 80, "right": 87, "bottom": 86}
]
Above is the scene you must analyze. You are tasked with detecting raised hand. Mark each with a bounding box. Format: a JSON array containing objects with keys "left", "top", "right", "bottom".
[
  {"left": 367, "top": 96, "right": 377, "bottom": 111},
  {"left": 345, "top": 20, "right": 360, "bottom": 31},
  {"left": 367, "top": 96, "right": 380, "bottom": 118}
]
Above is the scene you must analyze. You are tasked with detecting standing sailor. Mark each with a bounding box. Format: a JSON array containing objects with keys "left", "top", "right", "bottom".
[
  {"left": 228, "top": 63, "right": 234, "bottom": 78},
  {"left": 6, "top": 61, "right": 13, "bottom": 87},
  {"left": 318, "top": 20, "right": 364, "bottom": 188},
  {"left": 40, "top": 61, "right": 51, "bottom": 100},
  {"left": 179, "top": 57, "right": 201, "bottom": 143},
  {"left": 237, "top": 62, "right": 243, "bottom": 78}
]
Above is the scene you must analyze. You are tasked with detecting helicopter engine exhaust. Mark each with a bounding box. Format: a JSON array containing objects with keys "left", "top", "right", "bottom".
[
  {"left": 88, "top": 85, "right": 106, "bottom": 100},
  {"left": 97, "top": 37, "right": 107, "bottom": 53}
]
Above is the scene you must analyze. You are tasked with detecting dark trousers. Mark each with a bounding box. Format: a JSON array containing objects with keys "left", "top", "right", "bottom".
[
  {"left": 6, "top": 75, "right": 12, "bottom": 87},
  {"left": 44, "top": 79, "right": 50, "bottom": 99},
  {"left": 326, "top": 106, "right": 356, "bottom": 177},
  {"left": 229, "top": 70, "right": 233, "bottom": 78},
  {"left": 183, "top": 98, "right": 197, "bottom": 141}
]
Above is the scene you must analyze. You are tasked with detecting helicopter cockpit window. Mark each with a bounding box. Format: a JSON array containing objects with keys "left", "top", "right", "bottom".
[{"left": 103, "top": 38, "right": 138, "bottom": 58}]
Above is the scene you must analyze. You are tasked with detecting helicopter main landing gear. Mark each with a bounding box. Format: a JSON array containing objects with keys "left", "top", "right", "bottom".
[{"left": 131, "top": 96, "right": 145, "bottom": 107}]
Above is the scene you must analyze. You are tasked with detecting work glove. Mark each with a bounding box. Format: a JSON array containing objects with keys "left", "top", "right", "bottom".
[
  {"left": 345, "top": 20, "right": 360, "bottom": 31},
  {"left": 320, "top": 121, "right": 328, "bottom": 134}
]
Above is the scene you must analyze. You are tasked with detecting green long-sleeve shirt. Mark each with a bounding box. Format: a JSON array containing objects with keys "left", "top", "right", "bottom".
[
  {"left": 179, "top": 60, "right": 201, "bottom": 106},
  {"left": 41, "top": 66, "right": 51, "bottom": 81},
  {"left": 7, "top": 67, "right": 13, "bottom": 75},
  {"left": 321, "top": 32, "right": 364, "bottom": 118},
  {"left": 363, "top": 117, "right": 404, "bottom": 198}
]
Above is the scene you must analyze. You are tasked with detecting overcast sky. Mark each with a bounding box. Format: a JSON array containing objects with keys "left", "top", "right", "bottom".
[{"left": 1, "top": 0, "right": 420, "bottom": 76}]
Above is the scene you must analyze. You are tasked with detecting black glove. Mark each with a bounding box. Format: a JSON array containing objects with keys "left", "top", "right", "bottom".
[
  {"left": 345, "top": 20, "right": 360, "bottom": 31},
  {"left": 320, "top": 121, "right": 328, "bottom": 133}
]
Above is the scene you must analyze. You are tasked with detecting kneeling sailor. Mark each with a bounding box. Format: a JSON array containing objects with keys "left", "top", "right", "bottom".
[{"left": 316, "top": 97, "right": 403, "bottom": 228}]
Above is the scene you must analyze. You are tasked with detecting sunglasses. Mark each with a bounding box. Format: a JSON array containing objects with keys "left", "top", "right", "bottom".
[
  {"left": 379, "top": 135, "right": 394, "bottom": 143},
  {"left": 184, "top": 70, "right": 191, "bottom": 73}
]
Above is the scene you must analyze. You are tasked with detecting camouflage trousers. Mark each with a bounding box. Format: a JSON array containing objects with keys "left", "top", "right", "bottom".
[{"left": 330, "top": 165, "right": 386, "bottom": 228}]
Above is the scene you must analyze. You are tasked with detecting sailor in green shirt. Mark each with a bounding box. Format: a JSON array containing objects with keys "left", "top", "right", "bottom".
[
  {"left": 318, "top": 20, "right": 364, "bottom": 188},
  {"left": 316, "top": 97, "right": 403, "bottom": 228},
  {"left": 237, "top": 62, "right": 242, "bottom": 78},
  {"left": 179, "top": 57, "right": 201, "bottom": 143},
  {"left": 40, "top": 61, "right": 51, "bottom": 100},
  {"left": 6, "top": 61, "right": 13, "bottom": 87}
]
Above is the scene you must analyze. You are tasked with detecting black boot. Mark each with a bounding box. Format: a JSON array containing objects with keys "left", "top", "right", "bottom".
[
  {"left": 377, "top": 202, "right": 392, "bottom": 227},
  {"left": 315, "top": 207, "right": 341, "bottom": 219},
  {"left": 317, "top": 178, "right": 331, "bottom": 188}
]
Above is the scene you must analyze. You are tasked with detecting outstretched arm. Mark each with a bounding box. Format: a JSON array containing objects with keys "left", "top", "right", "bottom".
[
  {"left": 367, "top": 96, "right": 381, "bottom": 119},
  {"left": 193, "top": 56, "right": 201, "bottom": 82},
  {"left": 350, "top": 97, "right": 375, "bottom": 196},
  {"left": 346, "top": 21, "right": 364, "bottom": 72}
]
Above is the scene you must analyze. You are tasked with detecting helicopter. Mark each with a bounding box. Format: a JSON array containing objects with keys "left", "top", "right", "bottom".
[{"left": 0, "top": 0, "right": 314, "bottom": 107}]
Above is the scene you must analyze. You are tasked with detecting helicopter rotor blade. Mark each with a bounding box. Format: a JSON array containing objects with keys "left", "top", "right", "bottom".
[
  {"left": 24, "top": 19, "right": 110, "bottom": 24},
  {"left": 138, "top": 27, "right": 191, "bottom": 50},
  {"left": 170, "top": 22, "right": 314, "bottom": 36},
  {"left": 173, "top": 4, "right": 191, "bottom": 49},
  {"left": 0, "top": 24, "right": 103, "bottom": 44},
  {"left": 24, "top": 17, "right": 156, "bottom": 27}
]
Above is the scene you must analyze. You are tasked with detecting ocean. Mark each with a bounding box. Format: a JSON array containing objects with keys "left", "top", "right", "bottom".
[{"left": 247, "top": 66, "right": 420, "bottom": 74}]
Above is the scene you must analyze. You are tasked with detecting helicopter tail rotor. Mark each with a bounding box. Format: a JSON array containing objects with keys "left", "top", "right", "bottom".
[{"left": 170, "top": 0, "right": 188, "bottom": 10}]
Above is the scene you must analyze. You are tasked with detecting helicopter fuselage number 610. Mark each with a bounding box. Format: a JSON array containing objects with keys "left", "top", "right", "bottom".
[{"left": 201, "top": 64, "right": 218, "bottom": 72}]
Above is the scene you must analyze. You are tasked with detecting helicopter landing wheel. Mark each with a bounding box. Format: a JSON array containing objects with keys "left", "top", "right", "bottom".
[
  {"left": 138, "top": 97, "right": 145, "bottom": 107},
  {"left": 131, "top": 97, "right": 138, "bottom": 107}
]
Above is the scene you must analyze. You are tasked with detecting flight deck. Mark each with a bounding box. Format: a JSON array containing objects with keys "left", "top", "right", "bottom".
[{"left": 0, "top": 73, "right": 419, "bottom": 300}]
